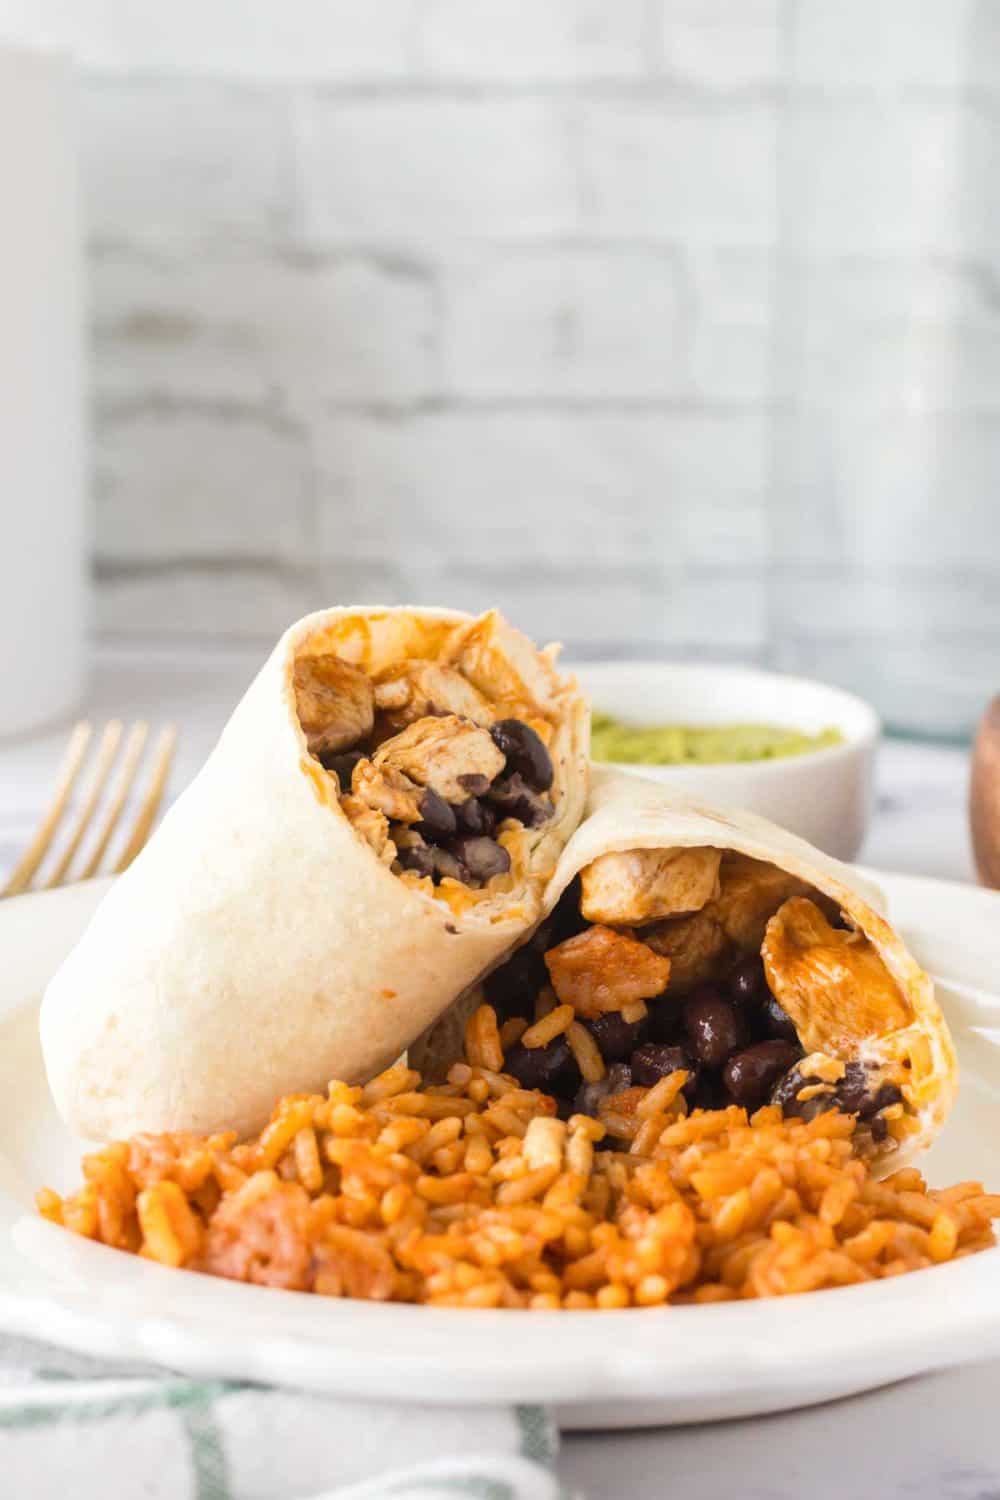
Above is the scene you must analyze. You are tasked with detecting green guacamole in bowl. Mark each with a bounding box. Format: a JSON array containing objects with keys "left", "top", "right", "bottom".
[{"left": 590, "top": 713, "right": 844, "bottom": 767}]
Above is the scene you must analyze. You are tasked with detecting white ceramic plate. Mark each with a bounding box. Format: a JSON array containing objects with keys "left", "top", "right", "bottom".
[
  {"left": 3, "top": 875, "right": 1000, "bottom": 1429},
  {"left": 575, "top": 661, "right": 880, "bottom": 862}
]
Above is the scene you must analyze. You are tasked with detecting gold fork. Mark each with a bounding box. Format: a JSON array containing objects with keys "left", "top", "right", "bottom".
[{"left": 2, "top": 720, "right": 177, "bottom": 898}]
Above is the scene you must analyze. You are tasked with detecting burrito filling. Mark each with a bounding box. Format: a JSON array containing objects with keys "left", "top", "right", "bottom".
[
  {"left": 475, "top": 849, "right": 913, "bottom": 1158},
  {"left": 293, "top": 613, "right": 568, "bottom": 898}
]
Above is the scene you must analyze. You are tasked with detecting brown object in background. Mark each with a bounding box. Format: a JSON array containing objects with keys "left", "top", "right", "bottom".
[{"left": 970, "top": 697, "right": 1000, "bottom": 888}]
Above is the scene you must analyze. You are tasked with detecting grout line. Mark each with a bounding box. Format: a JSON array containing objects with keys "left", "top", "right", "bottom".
[
  {"left": 95, "top": 393, "right": 776, "bottom": 423},
  {"left": 80, "top": 68, "right": 782, "bottom": 106}
]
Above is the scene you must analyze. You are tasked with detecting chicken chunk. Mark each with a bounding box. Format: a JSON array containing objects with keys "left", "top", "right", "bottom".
[
  {"left": 544, "top": 926, "right": 672, "bottom": 1019},
  {"left": 643, "top": 907, "right": 729, "bottom": 993},
  {"left": 373, "top": 715, "right": 504, "bottom": 805},
  {"left": 294, "top": 654, "right": 374, "bottom": 756},
  {"left": 716, "top": 854, "right": 812, "bottom": 951},
  {"left": 579, "top": 846, "right": 721, "bottom": 927},
  {"left": 351, "top": 759, "right": 424, "bottom": 824},
  {"left": 642, "top": 851, "right": 812, "bottom": 992},
  {"left": 762, "top": 898, "right": 910, "bottom": 1057},
  {"left": 372, "top": 661, "right": 496, "bottom": 732},
  {"left": 442, "top": 610, "right": 561, "bottom": 716},
  {"left": 340, "top": 794, "right": 395, "bottom": 864}
]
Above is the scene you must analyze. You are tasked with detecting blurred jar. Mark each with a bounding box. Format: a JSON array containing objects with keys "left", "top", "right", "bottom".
[
  {"left": 0, "top": 46, "right": 88, "bottom": 736},
  {"left": 768, "top": 2, "right": 1000, "bottom": 739}
]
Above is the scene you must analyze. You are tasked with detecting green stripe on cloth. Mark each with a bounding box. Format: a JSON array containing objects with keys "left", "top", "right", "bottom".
[
  {"left": 380, "top": 1475, "right": 519, "bottom": 1499},
  {"left": 173, "top": 1387, "right": 231, "bottom": 1500},
  {"left": 0, "top": 1336, "right": 564, "bottom": 1499},
  {"left": 0, "top": 1377, "right": 250, "bottom": 1429},
  {"left": 515, "top": 1406, "right": 555, "bottom": 1466}
]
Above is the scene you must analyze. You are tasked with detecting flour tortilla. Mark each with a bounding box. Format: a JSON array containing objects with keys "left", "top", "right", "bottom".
[
  {"left": 41, "top": 606, "right": 589, "bottom": 1141},
  {"left": 415, "top": 767, "right": 957, "bottom": 1169}
]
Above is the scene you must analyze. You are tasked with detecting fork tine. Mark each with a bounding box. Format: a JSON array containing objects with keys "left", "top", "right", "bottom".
[
  {"left": 78, "top": 721, "right": 150, "bottom": 881},
  {"left": 2, "top": 722, "right": 93, "bottom": 898},
  {"left": 113, "top": 724, "right": 177, "bottom": 874},
  {"left": 44, "top": 720, "right": 125, "bottom": 890}
]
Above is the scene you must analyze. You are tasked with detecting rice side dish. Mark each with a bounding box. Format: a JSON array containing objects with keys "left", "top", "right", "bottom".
[{"left": 39, "top": 1010, "right": 999, "bottom": 1309}]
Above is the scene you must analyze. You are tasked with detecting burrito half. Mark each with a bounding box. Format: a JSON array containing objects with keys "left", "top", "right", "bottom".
[
  {"left": 414, "top": 768, "right": 956, "bottom": 1172},
  {"left": 41, "top": 606, "right": 589, "bottom": 1140}
]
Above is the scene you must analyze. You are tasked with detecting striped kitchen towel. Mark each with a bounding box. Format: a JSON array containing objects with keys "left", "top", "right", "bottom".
[{"left": 0, "top": 1334, "right": 568, "bottom": 1500}]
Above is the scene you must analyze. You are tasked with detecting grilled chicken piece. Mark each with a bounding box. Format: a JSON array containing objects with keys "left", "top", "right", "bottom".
[
  {"left": 716, "top": 854, "right": 812, "bottom": 951},
  {"left": 373, "top": 715, "right": 504, "bottom": 805},
  {"left": 351, "top": 759, "right": 424, "bottom": 824},
  {"left": 294, "top": 654, "right": 374, "bottom": 755},
  {"left": 642, "top": 907, "right": 728, "bottom": 993},
  {"left": 643, "top": 852, "right": 812, "bottom": 993},
  {"left": 340, "top": 794, "right": 395, "bottom": 863},
  {"left": 442, "top": 609, "right": 562, "bottom": 717},
  {"left": 763, "top": 897, "right": 909, "bottom": 1057},
  {"left": 373, "top": 661, "right": 496, "bottom": 732},
  {"left": 579, "top": 846, "right": 721, "bottom": 927},
  {"left": 544, "top": 925, "right": 671, "bottom": 1019}
]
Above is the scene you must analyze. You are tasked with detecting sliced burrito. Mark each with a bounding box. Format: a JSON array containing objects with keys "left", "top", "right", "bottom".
[
  {"left": 413, "top": 768, "right": 956, "bottom": 1171},
  {"left": 41, "top": 606, "right": 589, "bottom": 1140}
]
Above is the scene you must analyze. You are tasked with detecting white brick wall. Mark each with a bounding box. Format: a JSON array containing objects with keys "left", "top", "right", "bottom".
[
  {"left": 96, "top": 409, "right": 313, "bottom": 563},
  {"left": 419, "top": 0, "right": 649, "bottom": 79},
  {"left": 0, "top": 0, "right": 995, "bottom": 669},
  {"left": 443, "top": 247, "right": 687, "bottom": 399},
  {"left": 576, "top": 99, "right": 777, "bottom": 244},
  {"left": 81, "top": 81, "right": 291, "bottom": 243},
  {"left": 655, "top": 0, "right": 779, "bottom": 89},
  {"left": 789, "top": 0, "right": 1000, "bottom": 91},
  {"left": 293, "top": 94, "right": 579, "bottom": 246},
  {"left": 93, "top": 248, "right": 439, "bottom": 408}
]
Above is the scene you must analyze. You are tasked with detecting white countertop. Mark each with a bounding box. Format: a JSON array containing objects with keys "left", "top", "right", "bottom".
[{"left": 1, "top": 643, "right": 996, "bottom": 1498}]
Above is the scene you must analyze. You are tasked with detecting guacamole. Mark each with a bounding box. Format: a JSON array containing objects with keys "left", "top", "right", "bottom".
[{"left": 591, "top": 713, "right": 843, "bottom": 766}]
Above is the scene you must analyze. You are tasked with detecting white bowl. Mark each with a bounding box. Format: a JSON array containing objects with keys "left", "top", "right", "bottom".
[{"left": 574, "top": 662, "right": 881, "bottom": 862}]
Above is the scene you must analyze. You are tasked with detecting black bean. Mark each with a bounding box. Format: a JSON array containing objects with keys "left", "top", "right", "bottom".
[
  {"left": 870, "top": 1116, "right": 889, "bottom": 1143},
  {"left": 691, "top": 1072, "right": 730, "bottom": 1113},
  {"left": 728, "top": 956, "right": 766, "bottom": 1005},
  {"left": 723, "top": 1040, "right": 802, "bottom": 1112},
  {"left": 835, "top": 1062, "right": 903, "bottom": 1120},
  {"left": 454, "top": 797, "right": 497, "bottom": 837},
  {"left": 833, "top": 1061, "right": 873, "bottom": 1115},
  {"left": 415, "top": 787, "right": 457, "bottom": 842},
  {"left": 630, "top": 1043, "right": 698, "bottom": 1097},
  {"left": 431, "top": 847, "right": 469, "bottom": 884},
  {"left": 683, "top": 989, "right": 749, "bottom": 1068},
  {"left": 575, "top": 1063, "right": 632, "bottom": 1118},
  {"left": 872, "top": 1082, "right": 904, "bottom": 1114},
  {"left": 491, "top": 718, "right": 555, "bottom": 792},
  {"left": 527, "top": 919, "right": 555, "bottom": 954},
  {"left": 771, "top": 1060, "right": 902, "bottom": 1125},
  {"left": 457, "top": 773, "right": 491, "bottom": 797},
  {"left": 549, "top": 878, "right": 588, "bottom": 942},
  {"left": 484, "top": 944, "right": 547, "bottom": 1020},
  {"left": 647, "top": 993, "right": 684, "bottom": 1043},
  {"left": 759, "top": 991, "right": 799, "bottom": 1043},
  {"left": 586, "top": 1010, "right": 648, "bottom": 1063},
  {"left": 319, "top": 747, "right": 365, "bottom": 786},
  {"left": 487, "top": 773, "right": 553, "bottom": 829},
  {"left": 396, "top": 841, "right": 435, "bottom": 879},
  {"left": 504, "top": 1036, "right": 578, "bottom": 1094},
  {"left": 452, "top": 836, "right": 511, "bottom": 883},
  {"left": 770, "top": 1063, "right": 829, "bottom": 1121}
]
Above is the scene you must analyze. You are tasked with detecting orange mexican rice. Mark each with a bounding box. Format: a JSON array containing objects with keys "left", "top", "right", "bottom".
[{"left": 38, "top": 1002, "right": 999, "bottom": 1308}]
